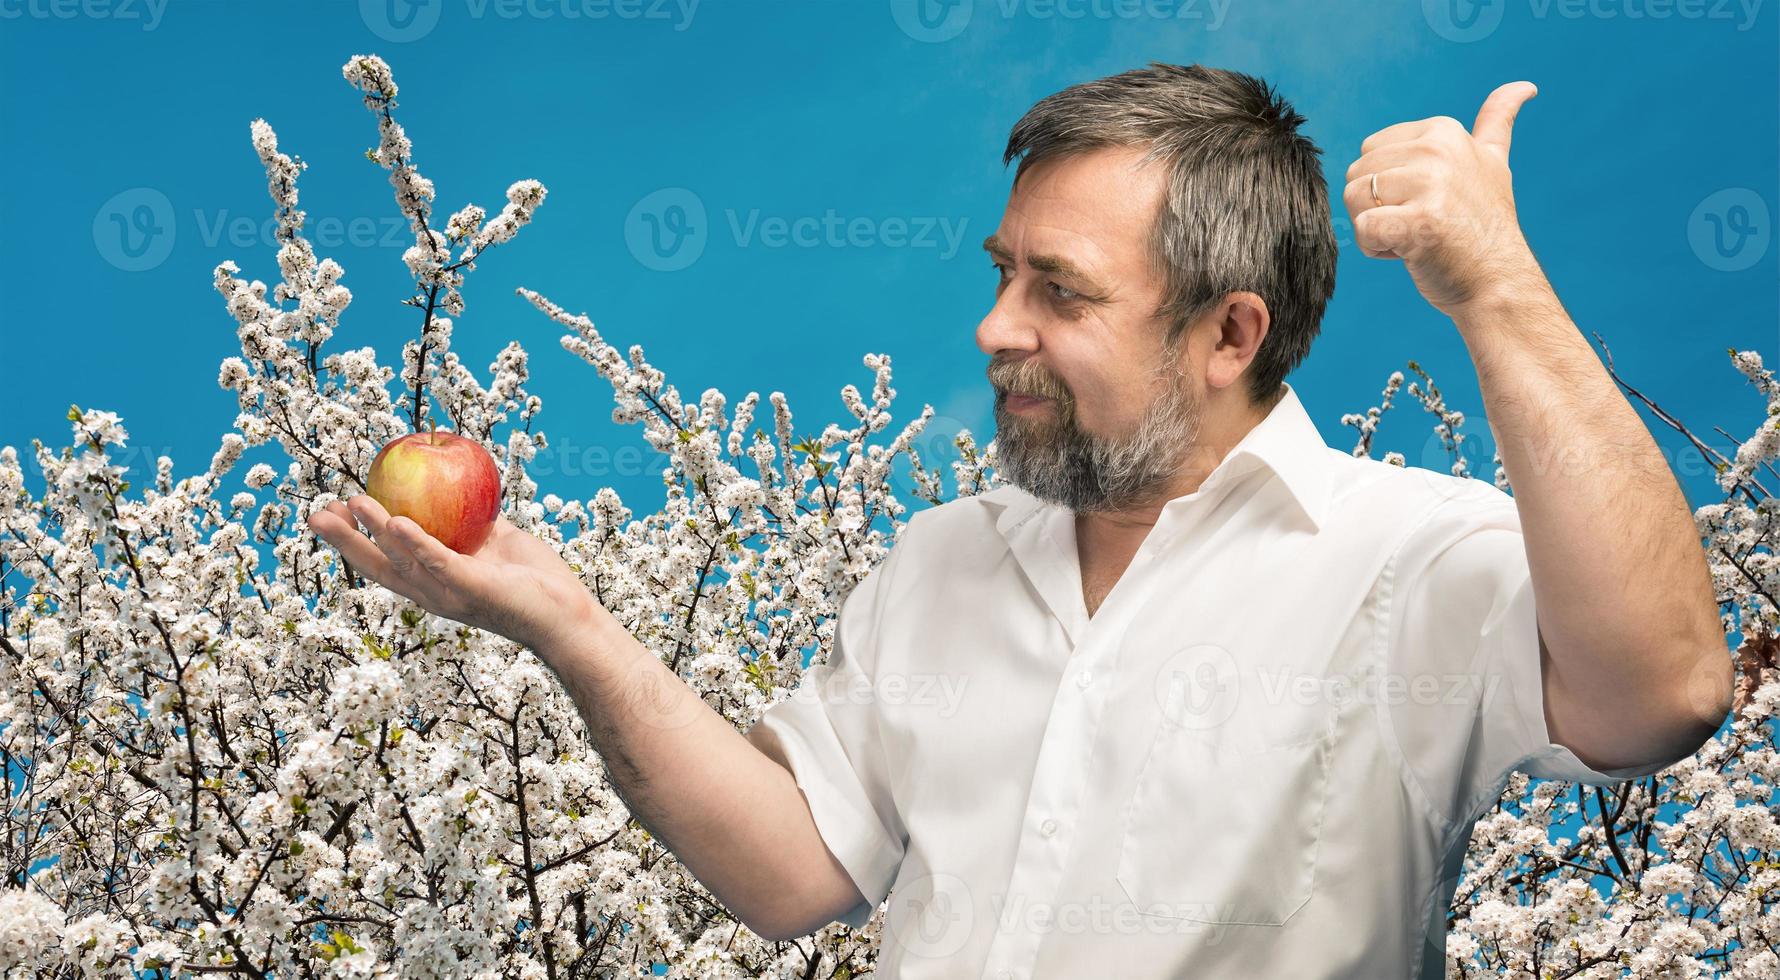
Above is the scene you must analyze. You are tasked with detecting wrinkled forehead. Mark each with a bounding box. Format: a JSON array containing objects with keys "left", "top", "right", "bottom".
[{"left": 995, "top": 145, "right": 1169, "bottom": 282}]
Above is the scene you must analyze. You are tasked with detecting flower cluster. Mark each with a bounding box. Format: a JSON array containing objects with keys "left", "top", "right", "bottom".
[{"left": 1, "top": 53, "right": 1775, "bottom": 980}]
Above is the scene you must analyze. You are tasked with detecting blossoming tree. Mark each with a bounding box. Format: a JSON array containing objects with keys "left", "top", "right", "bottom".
[{"left": 1, "top": 54, "right": 1775, "bottom": 979}]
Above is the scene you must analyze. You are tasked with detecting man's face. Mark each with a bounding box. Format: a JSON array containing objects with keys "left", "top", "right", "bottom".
[{"left": 977, "top": 145, "right": 1204, "bottom": 514}]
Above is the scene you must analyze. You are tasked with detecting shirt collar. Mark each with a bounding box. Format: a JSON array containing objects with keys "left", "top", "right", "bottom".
[{"left": 975, "top": 381, "right": 1334, "bottom": 537}]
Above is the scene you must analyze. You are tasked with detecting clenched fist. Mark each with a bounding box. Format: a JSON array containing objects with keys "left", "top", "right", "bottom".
[{"left": 1342, "top": 81, "right": 1547, "bottom": 317}]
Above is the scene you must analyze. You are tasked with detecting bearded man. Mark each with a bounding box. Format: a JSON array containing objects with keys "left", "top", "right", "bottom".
[{"left": 312, "top": 63, "right": 1731, "bottom": 979}]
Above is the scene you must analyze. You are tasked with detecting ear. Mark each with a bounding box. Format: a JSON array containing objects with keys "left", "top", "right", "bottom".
[{"left": 1201, "top": 291, "right": 1270, "bottom": 394}]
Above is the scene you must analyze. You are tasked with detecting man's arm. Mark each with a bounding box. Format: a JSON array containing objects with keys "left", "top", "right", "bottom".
[
  {"left": 307, "top": 496, "right": 865, "bottom": 940},
  {"left": 1343, "top": 82, "right": 1733, "bottom": 773},
  {"left": 1453, "top": 288, "right": 1728, "bottom": 771},
  {"left": 535, "top": 599, "right": 869, "bottom": 940}
]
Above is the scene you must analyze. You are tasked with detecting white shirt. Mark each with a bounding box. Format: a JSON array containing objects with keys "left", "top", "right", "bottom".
[{"left": 749, "top": 381, "right": 1673, "bottom": 979}]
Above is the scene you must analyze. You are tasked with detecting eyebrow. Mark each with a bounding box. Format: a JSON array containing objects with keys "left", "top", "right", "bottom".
[{"left": 982, "top": 234, "right": 1112, "bottom": 301}]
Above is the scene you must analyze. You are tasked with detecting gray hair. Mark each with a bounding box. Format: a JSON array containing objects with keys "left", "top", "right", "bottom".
[{"left": 1003, "top": 63, "right": 1338, "bottom": 407}]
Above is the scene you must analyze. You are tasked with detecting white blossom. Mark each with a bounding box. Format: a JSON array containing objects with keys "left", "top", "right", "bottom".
[
  {"left": 0, "top": 887, "right": 64, "bottom": 971},
  {"left": 0, "top": 50, "right": 1762, "bottom": 980}
]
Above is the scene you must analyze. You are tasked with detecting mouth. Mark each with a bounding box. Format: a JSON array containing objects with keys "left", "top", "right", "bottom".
[{"left": 1004, "top": 393, "right": 1054, "bottom": 412}]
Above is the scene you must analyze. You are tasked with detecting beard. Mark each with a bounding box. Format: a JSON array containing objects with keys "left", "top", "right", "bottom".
[{"left": 988, "top": 345, "right": 1203, "bottom": 514}]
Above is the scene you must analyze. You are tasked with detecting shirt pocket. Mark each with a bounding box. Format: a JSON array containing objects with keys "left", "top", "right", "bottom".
[{"left": 1112, "top": 695, "right": 1337, "bottom": 927}]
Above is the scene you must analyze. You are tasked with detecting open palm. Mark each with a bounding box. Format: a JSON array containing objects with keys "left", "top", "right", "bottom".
[{"left": 307, "top": 495, "right": 593, "bottom": 651}]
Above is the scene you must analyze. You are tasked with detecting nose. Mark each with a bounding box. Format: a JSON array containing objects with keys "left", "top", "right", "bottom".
[{"left": 975, "top": 283, "right": 1039, "bottom": 359}]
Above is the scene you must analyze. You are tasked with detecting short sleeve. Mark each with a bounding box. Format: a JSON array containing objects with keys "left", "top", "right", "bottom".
[
  {"left": 1384, "top": 484, "right": 1672, "bottom": 826},
  {"left": 746, "top": 544, "right": 909, "bottom": 929}
]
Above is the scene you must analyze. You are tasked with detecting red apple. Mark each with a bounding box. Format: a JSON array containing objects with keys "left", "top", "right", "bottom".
[{"left": 366, "top": 427, "right": 501, "bottom": 555}]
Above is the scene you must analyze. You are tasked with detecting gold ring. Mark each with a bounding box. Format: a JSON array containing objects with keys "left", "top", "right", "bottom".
[{"left": 1369, "top": 172, "right": 1381, "bottom": 208}]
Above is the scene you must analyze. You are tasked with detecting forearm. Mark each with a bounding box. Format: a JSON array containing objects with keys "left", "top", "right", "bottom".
[
  {"left": 533, "top": 598, "right": 855, "bottom": 938},
  {"left": 1452, "top": 276, "right": 1723, "bottom": 715}
]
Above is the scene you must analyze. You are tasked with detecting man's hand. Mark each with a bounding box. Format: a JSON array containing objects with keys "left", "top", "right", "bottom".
[
  {"left": 306, "top": 496, "right": 594, "bottom": 652},
  {"left": 1343, "top": 81, "right": 1546, "bottom": 317}
]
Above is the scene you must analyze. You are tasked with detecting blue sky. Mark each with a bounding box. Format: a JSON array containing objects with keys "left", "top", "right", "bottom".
[
  {"left": 0, "top": 0, "right": 1774, "bottom": 519},
  {"left": 0, "top": 0, "right": 1774, "bottom": 959}
]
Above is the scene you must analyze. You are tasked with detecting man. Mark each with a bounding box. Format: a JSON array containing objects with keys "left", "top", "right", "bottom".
[{"left": 310, "top": 64, "right": 1732, "bottom": 978}]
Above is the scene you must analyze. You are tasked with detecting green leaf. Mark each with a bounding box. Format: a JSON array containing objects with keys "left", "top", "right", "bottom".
[{"left": 363, "top": 633, "right": 393, "bottom": 660}]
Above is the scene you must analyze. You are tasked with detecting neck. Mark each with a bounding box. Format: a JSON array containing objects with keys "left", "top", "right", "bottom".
[{"left": 1075, "top": 384, "right": 1278, "bottom": 541}]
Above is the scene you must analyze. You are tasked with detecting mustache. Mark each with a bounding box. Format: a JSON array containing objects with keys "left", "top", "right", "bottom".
[{"left": 986, "top": 358, "right": 1070, "bottom": 402}]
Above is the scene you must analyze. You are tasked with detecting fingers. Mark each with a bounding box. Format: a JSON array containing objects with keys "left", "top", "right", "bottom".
[
  {"left": 1359, "top": 115, "right": 1460, "bottom": 156},
  {"left": 307, "top": 501, "right": 401, "bottom": 584},
  {"left": 1359, "top": 83, "right": 1533, "bottom": 164},
  {"left": 1471, "top": 81, "right": 1536, "bottom": 160},
  {"left": 344, "top": 496, "right": 447, "bottom": 589},
  {"left": 344, "top": 493, "right": 392, "bottom": 538},
  {"left": 382, "top": 514, "right": 465, "bottom": 586},
  {"left": 1352, "top": 204, "right": 1413, "bottom": 260},
  {"left": 1343, "top": 141, "right": 1420, "bottom": 185},
  {"left": 1341, "top": 164, "right": 1421, "bottom": 261},
  {"left": 1341, "top": 166, "right": 1418, "bottom": 215},
  {"left": 307, "top": 497, "right": 455, "bottom": 601}
]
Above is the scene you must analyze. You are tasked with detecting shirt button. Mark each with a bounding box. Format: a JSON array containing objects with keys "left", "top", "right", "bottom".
[
  {"left": 1076, "top": 669, "right": 1094, "bottom": 689},
  {"left": 1040, "top": 818, "right": 1059, "bottom": 837}
]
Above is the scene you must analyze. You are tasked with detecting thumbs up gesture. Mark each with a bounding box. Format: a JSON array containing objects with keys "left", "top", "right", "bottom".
[{"left": 1343, "top": 81, "right": 1546, "bottom": 317}]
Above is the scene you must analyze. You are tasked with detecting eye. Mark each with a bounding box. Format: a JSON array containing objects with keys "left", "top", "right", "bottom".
[{"left": 1047, "top": 281, "right": 1079, "bottom": 302}]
